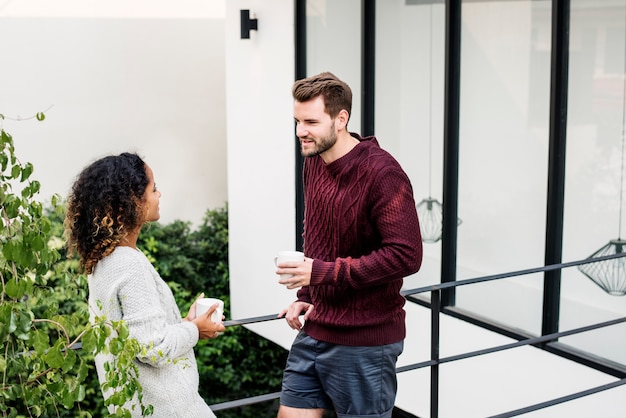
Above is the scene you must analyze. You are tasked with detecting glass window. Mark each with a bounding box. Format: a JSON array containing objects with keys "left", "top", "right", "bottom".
[
  {"left": 377, "top": 0, "right": 552, "bottom": 336},
  {"left": 376, "top": 0, "right": 447, "bottom": 289},
  {"left": 306, "top": 0, "right": 362, "bottom": 130},
  {"left": 561, "top": 0, "right": 626, "bottom": 366},
  {"left": 453, "top": 0, "right": 553, "bottom": 336}
]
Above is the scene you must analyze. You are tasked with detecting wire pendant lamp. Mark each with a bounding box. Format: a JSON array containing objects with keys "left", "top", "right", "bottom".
[
  {"left": 416, "top": 3, "right": 460, "bottom": 243},
  {"left": 578, "top": 240, "right": 626, "bottom": 296},
  {"left": 577, "top": 19, "right": 626, "bottom": 296},
  {"left": 417, "top": 197, "right": 444, "bottom": 243}
]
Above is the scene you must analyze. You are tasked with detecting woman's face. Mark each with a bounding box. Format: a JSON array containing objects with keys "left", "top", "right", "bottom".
[{"left": 142, "top": 164, "right": 161, "bottom": 223}]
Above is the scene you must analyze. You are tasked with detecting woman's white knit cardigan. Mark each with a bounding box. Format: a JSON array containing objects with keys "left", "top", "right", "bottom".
[{"left": 89, "top": 246, "right": 216, "bottom": 417}]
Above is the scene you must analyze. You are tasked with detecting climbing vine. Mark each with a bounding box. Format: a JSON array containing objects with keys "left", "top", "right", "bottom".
[{"left": 0, "top": 112, "right": 145, "bottom": 417}]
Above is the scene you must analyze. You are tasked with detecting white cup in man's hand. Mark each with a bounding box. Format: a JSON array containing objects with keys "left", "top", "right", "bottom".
[
  {"left": 275, "top": 250, "right": 305, "bottom": 279},
  {"left": 195, "top": 297, "right": 224, "bottom": 323}
]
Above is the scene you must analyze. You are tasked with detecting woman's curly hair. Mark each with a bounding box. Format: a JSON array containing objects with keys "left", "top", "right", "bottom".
[{"left": 64, "top": 152, "right": 149, "bottom": 274}]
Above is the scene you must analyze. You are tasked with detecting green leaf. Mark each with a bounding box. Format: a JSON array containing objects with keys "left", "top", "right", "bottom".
[
  {"left": 5, "top": 277, "right": 19, "bottom": 298},
  {"left": 76, "top": 358, "right": 89, "bottom": 382},
  {"left": 7, "top": 309, "right": 17, "bottom": 334},
  {"left": 44, "top": 344, "right": 64, "bottom": 368},
  {"left": 110, "top": 338, "right": 124, "bottom": 355},
  {"left": 36, "top": 112, "right": 45, "bottom": 121},
  {"left": 40, "top": 215, "right": 51, "bottom": 234},
  {"left": 5, "top": 274, "right": 32, "bottom": 301},
  {"left": 30, "top": 180, "right": 41, "bottom": 194},
  {"left": 14, "top": 308, "right": 31, "bottom": 340},
  {"left": 0, "top": 152, "right": 7, "bottom": 171},
  {"left": 15, "top": 245, "right": 34, "bottom": 267},
  {"left": 118, "top": 323, "right": 130, "bottom": 340},
  {"left": 11, "top": 164, "right": 20, "bottom": 179},
  {"left": 21, "top": 184, "right": 33, "bottom": 198},
  {"left": 0, "top": 305, "right": 11, "bottom": 340},
  {"left": 3, "top": 194, "right": 20, "bottom": 218},
  {"left": 76, "top": 384, "right": 86, "bottom": 402},
  {"left": 29, "top": 199, "right": 42, "bottom": 216},
  {"left": 2, "top": 240, "right": 13, "bottom": 261},
  {"left": 107, "top": 391, "right": 125, "bottom": 407},
  {"left": 31, "top": 329, "right": 50, "bottom": 355},
  {"left": 31, "top": 234, "right": 45, "bottom": 251},
  {"left": 21, "top": 162, "right": 33, "bottom": 181},
  {"left": 62, "top": 387, "right": 75, "bottom": 409},
  {"left": 62, "top": 346, "right": 77, "bottom": 372},
  {"left": 1, "top": 128, "right": 12, "bottom": 144},
  {"left": 81, "top": 328, "right": 96, "bottom": 353},
  {"left": 48, "top": 380, "right": 63, "bottom": 393}
]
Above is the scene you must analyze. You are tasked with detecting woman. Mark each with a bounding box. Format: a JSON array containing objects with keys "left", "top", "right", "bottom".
[{"left": 65, "top": 152, "right": 224, "bottom": 417}]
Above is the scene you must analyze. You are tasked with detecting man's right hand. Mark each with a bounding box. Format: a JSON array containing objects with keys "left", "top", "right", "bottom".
[{"left": 277, "top": 301, "right": 314, "bottom": 330}]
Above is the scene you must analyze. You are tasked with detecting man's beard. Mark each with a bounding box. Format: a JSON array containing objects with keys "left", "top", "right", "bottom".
[{"left": 300, "top": 122, "right": 337, "bottom": 157}]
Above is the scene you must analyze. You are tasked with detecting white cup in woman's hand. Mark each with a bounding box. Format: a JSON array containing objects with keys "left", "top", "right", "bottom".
[{"left": 195, "top": 298, "right": 224, "bottom": 323}]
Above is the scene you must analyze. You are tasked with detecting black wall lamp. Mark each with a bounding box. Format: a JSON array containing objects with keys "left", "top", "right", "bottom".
[{"left": 240, "top": 10, "right": 258, "bottom": 39}]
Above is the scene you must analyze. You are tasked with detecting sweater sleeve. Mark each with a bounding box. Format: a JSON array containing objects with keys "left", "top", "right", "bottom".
[
  {"left": 311, "top": 164, "right": 423, "bottom": 289},
  {"left": 116, "top": 260, "right": 199, "bottom": 367}
]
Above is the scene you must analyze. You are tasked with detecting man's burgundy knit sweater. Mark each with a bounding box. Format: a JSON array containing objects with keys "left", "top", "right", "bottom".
[{"left": 298, "top": 133, "right": 423, "bottom": 346}]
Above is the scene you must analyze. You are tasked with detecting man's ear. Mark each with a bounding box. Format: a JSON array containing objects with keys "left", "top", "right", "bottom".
[{"left": 336, "top": 109, "right": 349, "bottom": 130}]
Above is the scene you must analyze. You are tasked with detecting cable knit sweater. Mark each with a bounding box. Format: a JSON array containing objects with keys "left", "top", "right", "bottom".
[
  {"left": 299, "top": 133, "right": 423, "bottom": 346},
  {"left": 88, "top": 246, "right": 216, "bottom": 418}
]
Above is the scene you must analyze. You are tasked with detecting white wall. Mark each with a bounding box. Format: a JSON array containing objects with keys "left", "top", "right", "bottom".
[
  {"left": 225, "top": 0, "right": 299, "bottom": 349},
  {"left": 0, "top": 1, "right": 227, "bottom": 226},
  {"left": 0, "top": 0, "right": 225, "bottom": 18}
]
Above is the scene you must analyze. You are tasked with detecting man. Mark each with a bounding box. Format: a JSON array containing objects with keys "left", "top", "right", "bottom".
[{"left": 276, "top": 72, "right": 423, "bottom": 418}]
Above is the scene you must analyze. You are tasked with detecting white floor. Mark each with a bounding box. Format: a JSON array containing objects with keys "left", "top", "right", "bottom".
[
  {"left": 394, "top": 302, "right": 626, "bottom": 417},
  {"left": 247, "top": 300, "right": 626, "bottom": 417}
]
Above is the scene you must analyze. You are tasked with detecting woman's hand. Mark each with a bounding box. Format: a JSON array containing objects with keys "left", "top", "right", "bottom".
[
  {"left": 193, "top": 303, "right": 226, "bottom": 339},
  {"left": 184, "top": 293, "right": 205, "bottom": 322}
]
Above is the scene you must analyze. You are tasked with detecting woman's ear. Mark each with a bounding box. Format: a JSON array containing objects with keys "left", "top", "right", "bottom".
[{"left": 133, "top": 197, "right": 148, "bottom": 225}]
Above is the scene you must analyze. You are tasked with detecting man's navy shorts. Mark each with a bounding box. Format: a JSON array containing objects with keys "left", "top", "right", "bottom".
[{"left": 280, "top": 331, "right": 403, "bottom": 418}]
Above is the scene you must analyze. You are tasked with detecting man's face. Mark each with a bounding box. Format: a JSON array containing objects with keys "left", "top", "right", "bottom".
[{"left": 294, "top": 96, "right": 337, "bottom": 158}]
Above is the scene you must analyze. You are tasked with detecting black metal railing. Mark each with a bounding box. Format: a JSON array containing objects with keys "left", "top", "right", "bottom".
[{"left": 211, "top": 253, "right": 626, "bottom": 417}]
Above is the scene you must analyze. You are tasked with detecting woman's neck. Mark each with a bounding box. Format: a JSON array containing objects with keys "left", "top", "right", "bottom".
[{"left": 119, "top": 228, "right": 141, "bottom": 248}]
